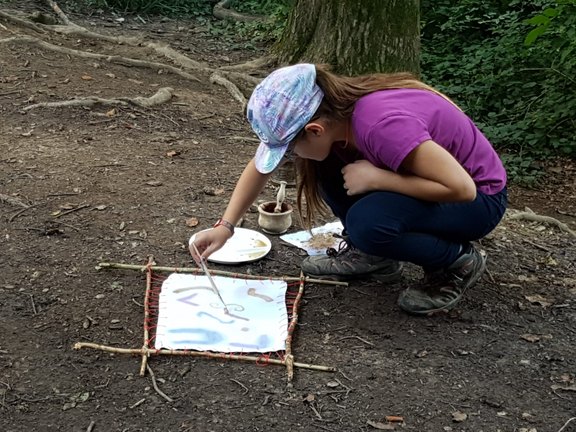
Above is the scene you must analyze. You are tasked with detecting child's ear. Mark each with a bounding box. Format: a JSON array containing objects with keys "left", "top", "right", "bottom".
[{"left": 304, "top": 122, "right": 325, "bottom": 136}]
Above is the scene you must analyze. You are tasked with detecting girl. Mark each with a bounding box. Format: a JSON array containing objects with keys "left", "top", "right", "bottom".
[{"left": 190, "top": 63, "right": 507, "bottom": 315}]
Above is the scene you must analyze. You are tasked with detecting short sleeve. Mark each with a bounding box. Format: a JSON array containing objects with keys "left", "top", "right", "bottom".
[{"left": 365, "top": 113, "right": 432, "bottom": 171}]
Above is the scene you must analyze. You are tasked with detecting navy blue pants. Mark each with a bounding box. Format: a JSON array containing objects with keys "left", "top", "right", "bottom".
[{"left": 316, "top": 153, "right": 508, "bottom": 271}]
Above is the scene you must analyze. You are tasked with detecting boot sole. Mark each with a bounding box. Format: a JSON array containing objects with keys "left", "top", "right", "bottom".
[{"left": 399, "top": 254, "right": 487, "bottom": 316}]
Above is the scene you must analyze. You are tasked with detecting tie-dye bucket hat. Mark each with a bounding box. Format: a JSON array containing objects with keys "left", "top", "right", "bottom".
[{"left": 247, "top": 64, "right": 324, "bottom": 174}]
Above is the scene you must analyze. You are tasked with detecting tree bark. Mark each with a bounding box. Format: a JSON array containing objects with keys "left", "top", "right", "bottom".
[{"left": 273, "top": 0, "right": 420, "bottom": 76}]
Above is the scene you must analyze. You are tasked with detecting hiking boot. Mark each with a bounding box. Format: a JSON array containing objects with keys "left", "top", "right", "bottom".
[
  {"left": 397, "top": 245, "right": 486, "bottom": 315},
  {"left": 301, "top": 240, "right": 403, "bottom": 282}
]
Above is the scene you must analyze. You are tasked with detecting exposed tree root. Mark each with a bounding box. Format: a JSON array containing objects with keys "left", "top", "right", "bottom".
[
  {"left": 43, "top": 1, "right": 207, "bottom": 70},
  {"left": 508, "top": 208, "right": 576, "bottom": 238},
  {"left": 0, "top": 10, "right": 45, "bottom": 33},
  {"left": 23, "top": 87, "right": 174, "bottom": 111},
  {"left": 213, "top": 0, "right": 266, "bottom": 23},
  {"left": 209, "top": 72, "right": 247, "bottom": 110},
  {"left": 218, "top": 55, "right": 276, "bottom": 72},
  {"left": 0, "top": 0, "right": 275, "bottom": 108},
  {"left": 0, "top": 1, "right": 277, "bottom": 111},
  {"left": 0, "top": 36, "right": 200, "bottom": 82}
]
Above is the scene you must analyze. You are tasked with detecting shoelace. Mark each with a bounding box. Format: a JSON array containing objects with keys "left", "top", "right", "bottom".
[{"left": 326, "top": 239, "right": 351, "bottom": 257}]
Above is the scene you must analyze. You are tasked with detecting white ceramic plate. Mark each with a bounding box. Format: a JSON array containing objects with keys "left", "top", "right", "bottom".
[{"left": 189, "top": 227, "right": 272, "bottom": 264}]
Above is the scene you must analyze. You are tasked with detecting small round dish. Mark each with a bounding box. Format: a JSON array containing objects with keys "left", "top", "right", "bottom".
[{"left": 189, "top": 227, "right": 272, "bottom": 264}]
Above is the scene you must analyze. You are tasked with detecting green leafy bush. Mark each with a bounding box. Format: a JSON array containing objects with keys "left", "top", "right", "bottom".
[
  {"left": 421, "top": 0, "right": 576, "bottom": 167},
  {"left": 81, "top": 0, "right": 214, "bottom": 15}
]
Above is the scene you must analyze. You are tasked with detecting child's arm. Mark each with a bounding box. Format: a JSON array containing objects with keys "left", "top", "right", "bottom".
[
  {"left": 342, "top": 140, "right": 476, "bottom": 202},
  {"left": 190, "top": 158, "right": 272, "bottom": 263}
]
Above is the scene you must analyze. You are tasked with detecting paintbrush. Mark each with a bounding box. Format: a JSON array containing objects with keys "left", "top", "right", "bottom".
[{"left": 191, "top": 242, "right": 229, "bottom": 314}]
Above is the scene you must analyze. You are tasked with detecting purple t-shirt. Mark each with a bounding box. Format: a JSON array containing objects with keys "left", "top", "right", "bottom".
[{"left": 351, "top": 89, "right": 507, "bottom": 195}]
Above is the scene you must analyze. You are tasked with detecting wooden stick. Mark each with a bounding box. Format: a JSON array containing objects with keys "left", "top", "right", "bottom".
[
  {"left": 73, "top": 342, "right": 336, "bottom": 372},
  {"left": 54, "top": 203, "right": 90, "bottom": 218},
  {"left": 97, "top": 262, "right": 349, "bottom": 287},
  {"left": 139, "top": 257, "right": 154, "bottom": 376},
  {"left": 9, "top": 203, "right": 41, "bottom": 222},
  {"left": 146, "top": 364, "right": 173, "bottom": 402},
  {"left": 284, "top": 272, "right": 306, "bottom": 383}
]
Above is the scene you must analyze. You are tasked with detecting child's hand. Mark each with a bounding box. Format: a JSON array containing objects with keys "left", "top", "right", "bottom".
[
  {"left": 342, "top": 160, "right": 391, "bottom": 195},
  {"left": 189, "top": 226, "right": 232, "bottom": 265}
]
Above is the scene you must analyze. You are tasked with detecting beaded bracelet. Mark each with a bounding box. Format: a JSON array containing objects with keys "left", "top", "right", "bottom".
[{"left": 213, "top": 218, "right": 235, "bottom": 235}]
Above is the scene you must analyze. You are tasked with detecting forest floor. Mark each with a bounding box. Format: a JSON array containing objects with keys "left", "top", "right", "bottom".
[{"left": 1, "top": 2, "right": 575, "bottom": 432}]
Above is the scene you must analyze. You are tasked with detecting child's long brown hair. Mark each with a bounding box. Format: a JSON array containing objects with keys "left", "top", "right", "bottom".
[{"left": 295, "top": 64, "right": 456, "bottom": 228}]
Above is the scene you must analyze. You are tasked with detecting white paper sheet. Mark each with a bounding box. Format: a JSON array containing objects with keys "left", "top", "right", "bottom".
[
  {"left": 280, "top": 221, "right": 344, "bottom": 256},
  {"left": 154, "top": 273, "right": 288, "bottom": 353}
]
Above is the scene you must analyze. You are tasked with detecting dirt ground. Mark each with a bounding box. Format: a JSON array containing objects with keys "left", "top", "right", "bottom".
[{"left": 1, "top": 2, "right": 575, "bottom": 431}]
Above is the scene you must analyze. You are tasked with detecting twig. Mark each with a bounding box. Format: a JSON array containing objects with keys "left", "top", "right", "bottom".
[
  {"left": 308, "top": 403, "right": 323, "bottom": 420},
  {"left": 558, "top": 417, "right": 576, "bottom": 432},
  {"left": 47, "top": 192, "right": 80, "bottom": 197},
  {"left": 54, "top": 203, "right": 90, "bottom": 218},
  {"left": 146, "top": 365, "right": 173, "bottom": 402},
  {"left": 522, "top": 238, "right": 553, "bottom": 252},
  {"left": 74, "top": 342, "right": 337, "bottom": 372},
  {"left": 230, "top": 379, "right": 249, "bottom": 395},
  {"left": 485, "top": 268, "right": 497, "bottom": 284},
  {"left": 29, "top": 294, "right": 37, "bottom": 315},
  {"left": 557, "top": 209, "right": 576, "bottom": 218},
  {"left": 352, "top": 288, "right": 370, "bottom": 296},
  {"left": 97, "top": 262, "right": 349, "bottom": 287},
  {"left": 129, "top": 398, "right": 146, "bottom": 409},
  {"left": 9, "top": 203, "right": 41, "bottom": 222},
  {"left": 0, "top": 90, "right": 22, "bottom": 97},
  {"left": 86, "top": 421, "right": 96, "bottom": 432},
  {"left": 338, "top": 335, "right": 374, "bottom": 346}
]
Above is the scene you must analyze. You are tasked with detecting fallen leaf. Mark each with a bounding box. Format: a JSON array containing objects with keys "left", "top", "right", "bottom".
[
  {"left": 166, "top": 150, "right": 181, "bottom": 158},
  {"left": 203, "top": 186, "right": 225, "bottom": 196},
  {"left": 524, "top": 294, "right": 552, "bottom": 308},
  {"left": 185, "top": 217, "right": 199, "bottom": 227},
  {"left": 520, "top": 334, "right": 552, "bottom": 343},
  {"left": 385, "top": 416, "right": 404, "bottom": 423},
  {"left": 81, "top": 74, "right": 93, "bottom": 81},
  {"left": 105, "top": 108, "right": 116, "bottom": 117},
  {"left": 303, "top": 394, "right": 315, "bottom": 403},
  {"left": 452, "top": 411, "right": 467, "bottom": 422},
  {"left": 551, "top": 384, "right": 576, "bottom": 392},
  {"left": 367, "top": 420, "right": 394, "bottom": 430}
]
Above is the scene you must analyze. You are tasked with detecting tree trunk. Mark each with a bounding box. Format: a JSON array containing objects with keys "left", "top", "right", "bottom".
[{"left": 273, "top": 0, "right": 420, "bottom": 76}]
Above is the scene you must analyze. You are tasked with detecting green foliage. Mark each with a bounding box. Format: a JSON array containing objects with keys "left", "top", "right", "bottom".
[
  {"left": 421, "top": 0, "right": 576, "bottom": 180},
  {"left": 227, "top": 0, "right": 292, "bottom": 44},
  {"left": 82, "top": 0, "right": 214, "bottom": 16}
]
